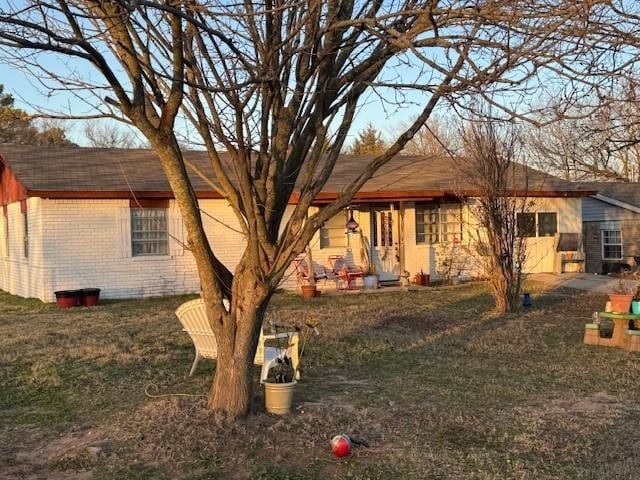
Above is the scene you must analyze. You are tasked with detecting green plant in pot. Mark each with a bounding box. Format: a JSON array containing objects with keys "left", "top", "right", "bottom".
[
  {"left": 263, "top": 322, "right": 317, "bottom": 415},
  {"left": 609, "top": 277, "right": 634, "bottom": 313},
  {"left": 632, "top": 286, "right": 640, "bottom": 315}
]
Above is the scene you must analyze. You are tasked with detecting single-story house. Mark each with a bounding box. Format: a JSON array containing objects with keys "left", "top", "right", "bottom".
[
  {"left": 578, "top": 182, "right": 640, "bottom": 274},
  {"left": 0, "top": 144, "right": 593, "bottom": 302}
]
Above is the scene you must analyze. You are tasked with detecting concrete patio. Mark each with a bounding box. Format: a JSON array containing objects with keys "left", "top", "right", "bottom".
[{"left": 531, "top": 273, "right": 639, "bottom": 294}]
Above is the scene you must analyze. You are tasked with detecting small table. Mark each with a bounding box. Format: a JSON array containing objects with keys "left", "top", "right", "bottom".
[{"left": 594, "top": 312, "right": 640, "bottom": 348}]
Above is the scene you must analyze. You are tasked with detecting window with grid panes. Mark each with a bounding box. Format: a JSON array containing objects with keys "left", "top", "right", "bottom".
[
  {"left": 131, "top": 208, "right": 169, "bottom": 256},
  {"left": 601, "top": 222, "right": 622, "bottom": 260},
  {"left": 415, "top": 204, "right": 462, "bottom": 244}
]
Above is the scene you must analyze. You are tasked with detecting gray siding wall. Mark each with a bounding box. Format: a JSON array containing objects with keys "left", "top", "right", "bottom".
[{"left": 582, "top": 197, "right": 639, "bottom": 222}]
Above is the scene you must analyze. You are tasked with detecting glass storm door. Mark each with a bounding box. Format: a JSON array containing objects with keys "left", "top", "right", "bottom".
[{"left": 371, "top": 205, "right": 400, "bottom": 281}]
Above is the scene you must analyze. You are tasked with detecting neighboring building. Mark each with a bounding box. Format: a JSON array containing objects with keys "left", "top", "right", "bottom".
[
  {"left": 0, "top": 144, "right": 592, "bottom": 302},
  {"left": 579, "top": 182, "right": 640, "bottom": 274}
]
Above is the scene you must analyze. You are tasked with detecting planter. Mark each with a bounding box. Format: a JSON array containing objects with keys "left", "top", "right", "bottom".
[
  {"left": 300, "top": 285, "right": 317, "bottom": 300},
  {"left": 54, "top": 290, "right": 81, "bottom": 308},
  {"left": 608, "top": 293, "right": 633, "bottom": 314},
  {"left": 632, "top": 300, "right": 640, "bottom": 315},
  {"left": 363, "top": 274, "right": 379, "bottom": 290},
  {"left": 81, "top": 288, "right": 101, "bottom": 307},
  {"left": 263, "top": 380, "right": 296, "bottom": 415},
  {"left": 413, "top": 272, "right": 430, "bottom": 286}
]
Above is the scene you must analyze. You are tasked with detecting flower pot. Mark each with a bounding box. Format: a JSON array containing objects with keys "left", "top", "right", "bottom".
[
  {"left": 54, "top": 290, "right": 81, "bottom": 308},
  {"left": 300, "top": 285, "right": 317, "bottom": 300},
  {"left": 81, "top": 288, "right": 101, "bottom": 307},
  {"left": 608, "top": 293, "right": 634, "bottom": 314},
  {"left": 363, "top": 274, "right": 379, "bottom": 289},
  {"left": 632, "top": 300, "right": 640, "bottom": 315},
  {"left": 263, "top": 380, "right": 296, "bottom": 415}
]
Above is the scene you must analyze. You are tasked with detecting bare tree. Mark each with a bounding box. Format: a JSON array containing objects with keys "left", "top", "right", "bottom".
[
  {"left": 0, "top": 1, "right": 598, "bottom": 418},
  {"left": 459, "top": 118, "right": 529, "bottom": 314},
  {"left": 84, "top": 121, "right": 142, "bottom": 149},
  {"left": 393, "top": 117, "right": 453, "bottom": 157}
]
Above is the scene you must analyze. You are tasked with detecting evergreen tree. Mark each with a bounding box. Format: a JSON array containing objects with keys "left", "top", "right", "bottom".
[
  {"left": 0, "top": 84, "right": 75, "bottom": 146},
  {"left": 347, "top": 123, "right": 387, "bottom": 155}
]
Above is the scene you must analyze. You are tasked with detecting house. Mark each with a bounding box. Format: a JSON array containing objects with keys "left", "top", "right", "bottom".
[
  {"left": 0, "top": 144, "right": 593, "bottom": 302},
  {"left": 578, "top": 182, "right": 640, "bottom": 274}
]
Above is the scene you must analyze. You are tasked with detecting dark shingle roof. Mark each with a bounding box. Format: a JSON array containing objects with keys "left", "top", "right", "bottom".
[
  {"left": 572, "top": 181, "right": 640, "bottom": 209},
  {"left": 0, "top": 144, "right": 591, "bottom": 199}
]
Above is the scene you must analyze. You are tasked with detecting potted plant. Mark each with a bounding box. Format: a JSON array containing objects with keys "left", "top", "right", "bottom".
[
  {"left": 263, "top": 322, "right": 317, "bottom": 415},
  {"left": 632, "top": 286, "right": 640, "bottom": 315},
  {"left": 299, "top": 247, "right": 318, "bottom": 300},
  {"left": 609, "top": 277, "right": 634, "bottom": 313}
]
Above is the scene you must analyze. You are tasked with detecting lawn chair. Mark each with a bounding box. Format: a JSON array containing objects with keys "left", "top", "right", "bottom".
[
  {"left": 293, "top": 254, "right": 330, "bottom": 288},
  {"left": 328, "top": 255, "right": 363, "bottom": 290},
  {"left": 175, "top": 298, "right": 299, "bottom": 381}
]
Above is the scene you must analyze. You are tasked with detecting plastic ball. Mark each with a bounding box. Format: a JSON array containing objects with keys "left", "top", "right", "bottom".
[{"left": 330, "top": 434, "right": 351, "bottom": 457}]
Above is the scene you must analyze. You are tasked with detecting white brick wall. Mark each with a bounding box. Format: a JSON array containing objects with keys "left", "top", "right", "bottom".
[{"left": 0, "top": 196, "right": 583, "bottom": 302}]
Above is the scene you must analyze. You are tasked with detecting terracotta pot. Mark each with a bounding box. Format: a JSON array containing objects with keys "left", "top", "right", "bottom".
[
  {"left": 263, "top": 380, "right": 296, "bottom": 415},
  {"left": 300, "top": 285, "right": 317, "bottom": 300},
  {"left": 608, "top": 293, "right": 633, "bottom": 313}
]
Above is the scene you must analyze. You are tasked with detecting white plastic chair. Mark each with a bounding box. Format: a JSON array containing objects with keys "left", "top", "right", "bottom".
[{"left": 175, "top": 298, "right": 300, "bottom": 381}]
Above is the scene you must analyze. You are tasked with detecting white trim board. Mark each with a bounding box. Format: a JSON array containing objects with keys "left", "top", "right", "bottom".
[{"left": 592, "top": 194, "right": 640, "bottom": 215}]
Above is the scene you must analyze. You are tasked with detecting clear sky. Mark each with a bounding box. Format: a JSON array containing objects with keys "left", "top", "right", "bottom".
[{"left": 1, "top": 59, "right": 428, "bottom": 147}]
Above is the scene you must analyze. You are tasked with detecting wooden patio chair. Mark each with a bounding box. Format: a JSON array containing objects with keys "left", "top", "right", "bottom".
[
  {"left": 175, "top": 298, "right": 299, "bottom": 381},
  {"left": 328, "top": 255, "right": 363, "bottom": 289}
]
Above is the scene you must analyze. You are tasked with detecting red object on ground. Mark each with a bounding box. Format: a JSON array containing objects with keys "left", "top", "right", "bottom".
[
  {"left": 330, "top": 434, "right": 352, "bottom": 457},
  {"left": 81, "top": 288, "right": 101, "bottom": 307},
  {"left": 54, "top": 290, "right": 81, "bottom": 308}
]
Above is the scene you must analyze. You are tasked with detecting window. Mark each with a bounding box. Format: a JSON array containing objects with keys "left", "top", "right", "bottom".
[
  {"left": 23, "top": 212, "right": 28, "bottom": 258},
  {"left": 415, "top": 204, "right": 462, "bottom": 244},
  {"left": 131, "top": 208, "right": 169, "bottom": 256},
  {"left": 320, "top": 212, "right": 346, "bottom": 249},
  {"left": 517, "top": 213, "right": 536, "bottom": 238},
  {"left": 537, "top": 213, "right": 558, "bottom": 237},
  {"left": 601, "top": 221, "right": 622, "bottom": 260},
  {"left": 517, "top": 212, "right": 558, "bottom": 238}
]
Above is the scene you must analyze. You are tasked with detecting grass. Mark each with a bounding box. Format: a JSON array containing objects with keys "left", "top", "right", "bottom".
[{"left": 1, "top": 283, "right": 640, "bottom": 479}]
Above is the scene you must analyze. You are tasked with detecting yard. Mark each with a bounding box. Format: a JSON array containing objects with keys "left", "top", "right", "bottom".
[{"left": 1, "top": 282, "right": 639, "bottom": 480}]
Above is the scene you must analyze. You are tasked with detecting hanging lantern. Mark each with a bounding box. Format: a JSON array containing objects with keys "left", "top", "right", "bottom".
[{"left": 346, "top": 209, "right": 359, "bottom": 233}]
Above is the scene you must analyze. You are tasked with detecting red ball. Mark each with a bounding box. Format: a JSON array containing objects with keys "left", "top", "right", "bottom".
[{"left": 330, "top": 434, "right": 351, "bottom": 457}]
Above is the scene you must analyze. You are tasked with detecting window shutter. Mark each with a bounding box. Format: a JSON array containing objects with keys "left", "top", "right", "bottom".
[{"left": 117, "top": 207, "right": 132, "bottom": 258}]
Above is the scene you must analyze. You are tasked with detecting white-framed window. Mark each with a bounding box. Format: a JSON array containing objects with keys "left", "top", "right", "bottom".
[
  {"left": 131, "top": 208, "right": 169, "bottom": 256},
  {"left": 415, "top": 204, "right": 462, "bottom": 244},
  {"left": 601, "top": 221, "right": 622, "bottom": 260},
  {"left": 319, "top": 211, "right": 347, "bottom": 249},
  {"left": 517, "top": 212, "right": 558, "bottom": 238}
]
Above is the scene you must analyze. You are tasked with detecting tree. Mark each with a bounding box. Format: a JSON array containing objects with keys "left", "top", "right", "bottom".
[
  {"left": 84, "top": 121, "right": 142, "bottom": 149},
  {"left": 394, "top": 117, "right": 453, "bottom": 157},
  {"left": 347, "top": 124, "right": 387, "bottom": 155},
  {"left": 0, "top": 1, "right": 599, "bottom": 419},
  {"left": 0, "top": 84, "right": 75, "bottom": 146},
  {"left": 459, "top": 117, "right": 529, "bottom": 314}
]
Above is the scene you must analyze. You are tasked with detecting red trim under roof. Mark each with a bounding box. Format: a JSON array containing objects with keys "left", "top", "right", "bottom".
[{"left": 25, "top": 188, "right": 596, "bottom": 203}]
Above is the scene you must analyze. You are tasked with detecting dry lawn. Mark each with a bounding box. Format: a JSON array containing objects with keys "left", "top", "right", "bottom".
[{"left": 1, "top": 282, "right": 640, "bottom": 479}]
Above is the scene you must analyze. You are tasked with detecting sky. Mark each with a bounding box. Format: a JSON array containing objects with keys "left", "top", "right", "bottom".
[{"left": 1, "top": 59, "right": 429, "bottom": 148}]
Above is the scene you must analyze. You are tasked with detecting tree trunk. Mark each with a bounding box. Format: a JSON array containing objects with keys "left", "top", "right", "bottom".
[{"left": 206, "top": 258, "right": 271, "bottom": 418}]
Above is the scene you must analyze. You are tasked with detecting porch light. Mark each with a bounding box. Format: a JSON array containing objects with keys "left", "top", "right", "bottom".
[{"left": 346, "top": 209, "right": 359, "bottom": 233}]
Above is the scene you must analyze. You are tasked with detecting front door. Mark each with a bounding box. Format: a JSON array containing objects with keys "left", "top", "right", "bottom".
[{"left": 371, "top": 205, "right": 400, "bottom": 281}]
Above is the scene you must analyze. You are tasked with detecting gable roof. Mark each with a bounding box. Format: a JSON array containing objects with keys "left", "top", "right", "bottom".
[
  {"left": 0, "top": 144, "right": 593, "bottom": 202},
  {"left": 571, "top": 181, "right": 640, "bottom": 211}
]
